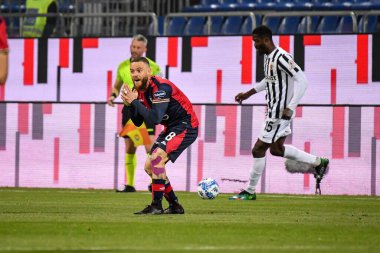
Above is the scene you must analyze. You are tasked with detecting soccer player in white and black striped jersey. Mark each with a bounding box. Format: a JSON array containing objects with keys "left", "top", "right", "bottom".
[{"left": 230, "top": 26, "right": 329, "bottom": 200}]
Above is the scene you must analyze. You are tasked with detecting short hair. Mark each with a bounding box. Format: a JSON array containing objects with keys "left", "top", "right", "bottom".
[
  {"left": 132, "top": 34, "right": 148, "bottom": 47},
  {"left": 130, "top": 56, "right": 151, "bottom": 67},
  {"left": 252, "top": 25, "right": 272, "bottom": 40}
]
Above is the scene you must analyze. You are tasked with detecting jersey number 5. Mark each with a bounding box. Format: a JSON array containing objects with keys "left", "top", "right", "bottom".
[{"left": 265, "top": 121, "right": 273, "bottom": 132}]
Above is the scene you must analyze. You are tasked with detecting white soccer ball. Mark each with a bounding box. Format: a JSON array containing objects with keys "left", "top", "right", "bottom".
[{"left": 197, "top": 178, "right": 219, "bottom": 199}]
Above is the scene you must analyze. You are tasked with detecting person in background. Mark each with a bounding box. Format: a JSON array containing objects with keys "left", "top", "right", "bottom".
[{"left": 23, "top": 0, "right": 58, "bottom": 37}]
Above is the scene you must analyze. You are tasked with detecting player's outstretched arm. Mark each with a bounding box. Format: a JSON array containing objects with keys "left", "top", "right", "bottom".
[{"left": 235, "top": 78, "right": 266, "bottom": 104}]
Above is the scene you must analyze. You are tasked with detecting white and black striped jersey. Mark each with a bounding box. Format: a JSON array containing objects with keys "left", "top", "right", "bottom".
[{"left": 260, "top": 47, "right": 306, "bottom": 119}]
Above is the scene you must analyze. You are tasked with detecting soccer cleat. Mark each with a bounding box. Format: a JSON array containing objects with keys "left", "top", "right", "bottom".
[
  {"left": 134, "top": 204, "right": 164, "bottom": 215},
  {"left": 163, "top": 203, "right": 185, "bottom": 214},
  {"left": 116, "top": 185, "right": 136, "bottom": 193},
  {"left": 228, "top": 190, "right": 256, "bottom": 200},
  {"left": 314, "top": 157, "right": 329, "bottom": 195}
]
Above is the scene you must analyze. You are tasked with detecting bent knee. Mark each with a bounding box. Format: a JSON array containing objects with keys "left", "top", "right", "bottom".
[
  {"left": 270, "top": 147, "right": 284, "bottom": 157},
  {"left": 252, "top": 147, "right": 266, "bottom": 158},
  {"left": 151, "top": 148, "right": 169, "bottom": 168}
]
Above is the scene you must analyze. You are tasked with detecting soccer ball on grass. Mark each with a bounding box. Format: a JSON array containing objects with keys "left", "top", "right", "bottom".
[{"left": 197, "top": 178, "right": 219, "bottom": 199}]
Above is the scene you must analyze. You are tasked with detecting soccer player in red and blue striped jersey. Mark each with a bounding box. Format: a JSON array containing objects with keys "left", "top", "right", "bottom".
[{"left": 121, "top": 57, "right": 199, "bottom": 214}]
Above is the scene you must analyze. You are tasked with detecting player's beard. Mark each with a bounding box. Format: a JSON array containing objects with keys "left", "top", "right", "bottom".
[
  {"left": 256, "top": 45, "right": 268, "bottom": 55},
  {"left": 138, "top": 76, "right": 149, "bottom": 91},
  {"left": 257, "top": 47, "right": 265, "bottom": 55}
]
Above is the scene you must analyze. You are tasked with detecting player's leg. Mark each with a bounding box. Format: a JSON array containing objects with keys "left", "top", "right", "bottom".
[
  {"left": 143, "top": 129, "right": 167, "bottom": 178},
  {"left": 269, "top": 120, "right": 329, "bottom": 193},
  {"left": 283, "top": 142, "right": 329, "bottom": 193},
  {"left": 134, "top": 147, "right": 168, "bottom": 215},
  {"left": 162, "top": 177, "right": 184, "bottom": 214},
  {"left": 124, "top": 138, "right": 137, "bottom": 191},
  {"left": 248, "top": 139, "right": 270, "bottom": 193},
  {"left": 144, "top": 154, "right": 152, "bottom": 177},
  {"left": 151, "top": 147, "right": 169, "bottom": 208},
  {"left": 144, "top": 123, "right": 156, "bottom": 192},
  {"left": 265, "top": 119, "right": 325, "bottom": 167},
  {"left": 141, "top": 146, "right": 183, "bottom": 214},
  {"left": 230, "top": 139, "right": 269, "bottom": 200},
  {"left": 270, "top": 136, "right": 320, "bottom": 169},
  {"left": 118, "top": 107, "right": 138, "bottom": 193},
  {"left": 231, "top": 118, "right": 276, "bottom": 200},
  {"left": 135, "top": 125, "right": 197, "bottom": 214},
  {"left": 160, "top": 125, "right": 198, "bottom": 214},
  {"left": 280, "top": 139, "right": 329, "bottom": 175}
]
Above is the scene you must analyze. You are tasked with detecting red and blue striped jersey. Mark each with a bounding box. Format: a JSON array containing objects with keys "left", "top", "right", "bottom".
[{"left": 130, "top": 76, "right": 199, "bottom": 129}]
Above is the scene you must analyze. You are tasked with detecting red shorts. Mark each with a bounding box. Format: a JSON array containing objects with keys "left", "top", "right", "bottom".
[{"left": 151, "top": 122, "right": 198, "bottom": 162}]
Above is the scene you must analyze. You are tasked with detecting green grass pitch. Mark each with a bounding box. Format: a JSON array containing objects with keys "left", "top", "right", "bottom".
[{"left": 1, "top": 188, "right": 379, "bottom": 253}]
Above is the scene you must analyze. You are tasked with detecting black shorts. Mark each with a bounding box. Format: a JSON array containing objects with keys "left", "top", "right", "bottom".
[
  {"left": 151, "top": 123, "right": 198, "bottom": 163},
  {"left": 122, "top": 105, "right": 155, "bottom": 136}
]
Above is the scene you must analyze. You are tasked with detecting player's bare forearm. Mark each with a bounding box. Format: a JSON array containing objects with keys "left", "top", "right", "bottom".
[
  {"left": 107, "top": 79, "right": 123, "bottom": 106},
  {"left": 247, "top": 88, "right": 258, "bottom": 96},
  {"left": 112, "top": 79, "right": 124, "bottom": 96},
  {"left": 235, "top": 88, "right": 257, "bottom": 104}
]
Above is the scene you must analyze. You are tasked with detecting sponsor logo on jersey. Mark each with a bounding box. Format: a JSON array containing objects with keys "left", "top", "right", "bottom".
[
  {"left": 265, "top": 75, "right": 277, "bottom": 81},
  {"left": 153, "top": 90, "right": 167, "bottom": 99}
]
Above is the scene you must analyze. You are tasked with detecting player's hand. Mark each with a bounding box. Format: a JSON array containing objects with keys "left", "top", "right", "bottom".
[
  {"left": 107, "top": 94, "right": 116, "bottom": 107},
  {"left": 120, "top": 85, "right": 138, "bottom": 105},
  {"left": 281, "top": 108, "right": 293, "bottom": 120},
  {"left": 235, "top": 92, "right": 249, "bottom": 104}
]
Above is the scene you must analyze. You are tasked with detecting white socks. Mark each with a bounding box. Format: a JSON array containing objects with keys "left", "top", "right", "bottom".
[
  {"left": 284, "top": 145, "right": 320, "bottom": 166},
  {"left": 245, "top": 146, "right": 320, "bottom": 194},
  {"left": 246, "top": 157, "right": 266, "bottom": 194}
]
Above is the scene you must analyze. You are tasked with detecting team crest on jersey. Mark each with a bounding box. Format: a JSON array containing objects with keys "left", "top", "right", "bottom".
[{"left": 289, "top": 59, "right": 296, "bottom": 69}]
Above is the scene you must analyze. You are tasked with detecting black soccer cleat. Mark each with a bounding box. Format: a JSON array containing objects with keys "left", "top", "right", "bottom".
[
  {"left": 134, "top": 204, "right": 164, "bottom": 215},
  {"left": 116, "top": 185, "right": 136, "bottom": 193},
  {"left": 314, "top": 157, "right": 329, "bottom": 195},
  {"left": 163, "top": 203, "right": 185, "bottom": 214}
]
